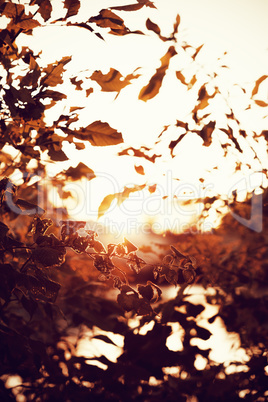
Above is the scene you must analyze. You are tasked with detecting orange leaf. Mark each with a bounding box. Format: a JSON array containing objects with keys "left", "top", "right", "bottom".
[
  {"left": 139, "top": 46, "right": 177, "bottom": 101},
  {"left": 64, "top": 0, "right": 80, "bottom": 19},
  {"left": 71, "top": 121, "right": 123, "bottom": 146},
  {"left": 134, "top": 165, "right": 145, "bottom": 175},
  {"left": 252, "top": 75, "right": 268, "bottom": 97}
]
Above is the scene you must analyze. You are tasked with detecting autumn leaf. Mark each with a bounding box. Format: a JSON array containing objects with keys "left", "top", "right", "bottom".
[
  {"left": 119, "top": 184, "right": 146, "bottom": 205},
  {"left": 118, "top": 147, "right": 160, "bottom": 163},
  {"left": 17, "top": 17, "right": 41, "bottom": 30},
  {"left": 32, "top": 246, "right": 66, "bottom": 267},
  {"left": 70, "top": 76, "right": 83, "bottom": 90},
  {"left": 146, "top": 14, "right": 180, "bottom": 41},
  {"left": 36, "top": 90, "right": 67, "bottom": 101},
  {"left": 98, "top": 194, "right": 117, "bottom": 219},
  {"left": 192, "top": 44, "right": 204, "bottom": 59},
  {"left": 48, "top": 147, "right": 69, "bottom": 161},
  {"left": 69, "top": 121, "right": 123, "bottom": 146},
  {"left": 111, "top": 1, "right": 156, "bottom": 11},
  {"left": 220, "top": 126, "right": 243, "bottom": 152},
  {"left": 195, "top": 121, "right": 216, "bottom": 147},
  {"left": 123, "top": 238, "right": 138, "bottom": 254},
  {"left": 40, "top": 56, "right": 72, "bottom": 87},
  {"left": 176, "top": 71, "right": 187, "bottom": 86},
  {"left": 169, "top": 133, "right": 187, "bottom": 157},
  {"left": 88, "top": 10, "right": 144, "bottom": 36},
  {"left": 37, "top": 0, "right": 52, "bottom": 22},
  {"left": 110, "top": 3, "right": 145, "bottom": 11},
  {"left": 252, "top": 75, "right": 268, "bottom": 97},
  {"left": 64, "top": 162, "right": 95, "bottom": 181},
  {"left": 138, "top": 281, "right": 162, "bottom": 302},
  {"left": 254, "top": 99, "right": 268, "bottom": 107},
  {"left": 88, "top": 9, "right": 124, "bottom": 30},
  {"left": 146, "top": 18, "right": 161, "bottom": 35},
  {"left": 98, "top": 185, "right": 145, "bottom": 219},
  {"left": 15, "top": 199, "right": 44, "bottom": 215},
  {"left": 2, "top": 3, "right": 25, "bottom": 18},
  {"left": 172, "top": 14, "right": 180, "bottom": 38},
  {"left": 86, "top": 88, "right": 94, "bottom": 97},
  {"left": 63, "top": 0, "right": 80, "bottom": 19},
  {"left": 139, "top": 46, "right": 177, "bottom": 101},
  {"left": 148, "top": 184, "right": 157, "bottom": 194},
  {"left": 134, "top": 165, "right": 145, "bottom": 175},
  {"left": 90, "top": 68, "right": 140, "bottom": 94}
]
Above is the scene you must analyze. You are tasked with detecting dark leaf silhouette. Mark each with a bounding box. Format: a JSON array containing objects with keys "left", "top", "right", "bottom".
[
  {"left": 139, "top": 46, "right": 177, "bottom": 101},
  {"left": 32, "top": 246, "right": 66, "bottom": 267}
]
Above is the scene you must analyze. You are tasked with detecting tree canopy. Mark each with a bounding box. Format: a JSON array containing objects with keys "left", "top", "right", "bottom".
[{"left": 0, "top": 1, "right": 268, "bottom": 401}]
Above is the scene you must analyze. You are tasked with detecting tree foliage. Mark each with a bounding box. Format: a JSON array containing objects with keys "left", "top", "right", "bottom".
[{"left": 0, "top": 1, "right": 268, "bottom": 401}]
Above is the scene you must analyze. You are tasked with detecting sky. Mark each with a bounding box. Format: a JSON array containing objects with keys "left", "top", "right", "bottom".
[{"left": 14, "top": 0, "right": 268, "bottom": 236}]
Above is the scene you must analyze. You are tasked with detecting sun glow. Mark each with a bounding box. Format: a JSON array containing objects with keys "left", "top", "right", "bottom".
[{"left": 14, "top": 0, "right": 268, "bottom": 238}]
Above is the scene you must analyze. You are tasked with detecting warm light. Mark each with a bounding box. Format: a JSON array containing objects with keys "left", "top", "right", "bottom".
[{"left": 14, "top": 0, "right": 268, "bottom": 238}]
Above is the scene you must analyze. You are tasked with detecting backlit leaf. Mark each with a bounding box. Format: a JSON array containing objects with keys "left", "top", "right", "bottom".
[
  {"left": 110, "top": 3, "right": 145, "bottom": 11},
  {"left": 146, "top": 18, "right": 161, "bottom": 35},
  {"left": 254, "top": 99, "right": 268, "bottom": 107},
  {"left": 192, "top": 44, "right": 204, "bottom": 59},
  {"left": 118, "top": 147, "right": 160, "bottom": 163},
  {"left": 139, "top": 46, "right": 177, "bottom": 101},
  {"left": 64, "top": 162, "right": 95, "bottom": 181},
  {"left": 70, "top": 76, "right": 83, "bottom": 90},
  {"left": 2, "top": 3, "right": 25, "bottom": 18},
  {"left": 98, "top": 194, "right": 117, "bottom": 219},
  {"left": 71, "top": 121, "right": 123, "bottom": 146},
  {"left": 176, "top": 71, "right": 187, "bottom": 86},
  {"left": 48, "top": 147, "right": 68, "bottom": 161},
  {"left": 37, "top": 0, "right": 52, "bottom": 21},
  {"left": 89, "top": 9, "right": 124, "bottom": 30},
  {"left": 64, "top": 0, "right": 80, "bottom": 19},
  {"left": 134, "top": 165, "right": 145, "bottom": 175},
  {"left": 90, "top": 68, "right": 140, "bottom": 93},
  {"left": 41, "top": 56, "right": 72, "bottom": 87},
  {"left": 252, "top": 75, "right": 268, "bottom": 97},
  {"left": 195, "top": 121, "right": 216, "bottom": 147},
  {"left": 123, "top": 238, "right": 138, "bottom": 254}
]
